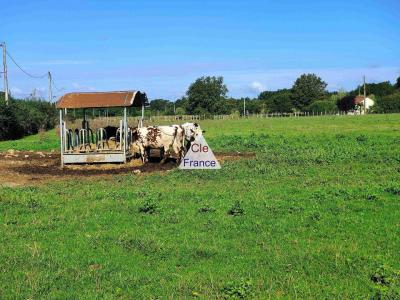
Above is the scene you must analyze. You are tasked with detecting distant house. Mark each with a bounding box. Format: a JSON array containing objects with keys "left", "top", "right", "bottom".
[{"left": 352, "top": 96, "right": 374, "bottom": 114}]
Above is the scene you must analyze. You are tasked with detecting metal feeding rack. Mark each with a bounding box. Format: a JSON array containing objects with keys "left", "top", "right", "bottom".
[{"left": 56, "top": 91, "right": 148, "bottom": 166}]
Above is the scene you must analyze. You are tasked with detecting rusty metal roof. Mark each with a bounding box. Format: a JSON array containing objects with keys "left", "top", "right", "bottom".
[
  {"left": 56, "top": 91, "right": 148, "bottom": 109},
  {"left": 354, "top": 95, "right": 366, "bottom": 105}
]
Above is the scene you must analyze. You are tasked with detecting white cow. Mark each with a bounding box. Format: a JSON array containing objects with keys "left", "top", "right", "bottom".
[
  {"left": 179, "top": 122, "right": 205, "bottom": 152},
  {"left": 132, "top": 125, "right": 185, "bottom": 163}
]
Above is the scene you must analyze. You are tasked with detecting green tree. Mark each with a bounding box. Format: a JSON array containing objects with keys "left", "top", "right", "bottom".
[
  {"left": 149, "top": 99, "right": 173, "bottom": 115},
  {"left": 0, "top": 97, "right": 23, "bottom": 140},
  {"left": 396, "top": 77, "right": 400, "bottom": 89},
  {"left": 175, "top": 107, "right": 185, "bottom": 115},
  {"left": 259, "top": 89, "right": 294, "bottom": 113},
  {"left": 291, "top": 74, "right": 327, "bottom": 110},
  {"left": 174, "top": 97, "right": 189, "bottom": 114},
  {"left": 244, "top": 98, "right": 263, "bottom": 114},
  {"left": 267, "top": 91, "right": 293, "bottom": 112},
  {"left": 224, "top": 98, "right": 241, "bottom": 114},
  {"left": 327, "top": 88, "right": 347, "bottom": 102},
  {"left": 307, "top": 100, "right": 337, "bottom": 113},
  {"left": 375, "top": 93, "right": 400, "bottom": 113},
  {"left": 0, "top": 94, "right": 57, "bottom": 141},
  {"left": 186, "top": 76, "right": 228, "bottom": 114},
  {"left": 352, "top": 81, "right": 395, "bottom": 97}
]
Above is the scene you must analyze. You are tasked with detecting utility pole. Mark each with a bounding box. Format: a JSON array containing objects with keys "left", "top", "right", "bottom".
[
  {"left": 48, "top": 71, "right": 53, "bottom": 102},
  {"left": 243, "top": 98, "right": 246, "bottom": 117},
  {"left": 1, "top": 42, "right": 9, "bottom": 105},
  {"left": 31, "top": 88, "right": 37, "bottom": 100},
  {"left": 363, "top": 75, "right": 367, "bottom": 115}
]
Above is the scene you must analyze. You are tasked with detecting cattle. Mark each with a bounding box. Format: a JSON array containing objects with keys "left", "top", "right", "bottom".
[
  {"left": 179, "top": 122, "right": 205, "bottom": 151},
  {"left": 103, "top": 126, "right": 119, "bottom": 140},
  {"left": 132, "top": 125, "right": 185, "bottom": 163}
]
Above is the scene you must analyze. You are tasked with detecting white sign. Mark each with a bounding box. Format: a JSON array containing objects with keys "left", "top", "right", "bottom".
[{"left": 179, "top": 135, "right": 221, "bottom": 169}]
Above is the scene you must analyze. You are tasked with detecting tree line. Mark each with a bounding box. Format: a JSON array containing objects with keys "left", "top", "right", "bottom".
[
  {"left": 149, "top": 74, "right": 400, "bottom": 115},
  {"left": 1, "top": 73, "right": 399, "bottom": 141},
  {"left": 0, "top": 93, "right": 57, "bottom": 141}
]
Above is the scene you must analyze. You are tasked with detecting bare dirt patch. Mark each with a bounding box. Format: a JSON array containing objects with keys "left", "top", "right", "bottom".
[{"left": 0, "top": 151, "right": 254, "bottom": 187}]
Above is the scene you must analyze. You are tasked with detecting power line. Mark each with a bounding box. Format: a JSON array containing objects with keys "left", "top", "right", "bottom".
[
  {"left": 5, "top": 46, "right": 67, "bottom": 102},
  {"left": 51, "top": 77, "right": 63, "bottom": 92},
  {"left": 6, "top": 50, "right": 47, "bottom": 79},
  {"left": 51, "top": 77, "right": 64, "bottom": 92},
  {"left": 49, "top": 75, "right": 66, "bottom": 102}
]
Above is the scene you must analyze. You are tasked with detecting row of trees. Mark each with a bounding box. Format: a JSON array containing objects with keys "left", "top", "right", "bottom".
[
  {"left": 1, "top": 74, "right": 399, "bottom": 141},
  {"left": 0, "top": 93, "right": 57, "bottom": 140},
  {"left": 148, "top": 74, "right": 400, "bottom": 115}
]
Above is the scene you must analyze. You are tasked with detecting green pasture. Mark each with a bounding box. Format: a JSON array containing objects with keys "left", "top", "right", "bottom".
[
  {"left": 0, "top": 129, "right": 59, "bottom": 152},
  {"left": 0, "top": 114, "right": 399, "bottom": 299}
]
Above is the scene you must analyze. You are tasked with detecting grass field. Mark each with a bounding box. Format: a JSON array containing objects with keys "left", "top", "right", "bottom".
[{"left": 1, "top": 114, "right": 400, "bottom": 299}]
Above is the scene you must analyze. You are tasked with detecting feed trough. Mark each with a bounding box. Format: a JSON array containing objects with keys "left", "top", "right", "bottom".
[{"left": 56, "top": 91, "right": 148, "bottom": 166}]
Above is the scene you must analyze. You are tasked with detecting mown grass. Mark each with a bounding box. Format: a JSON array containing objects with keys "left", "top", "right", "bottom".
[
  {"left": 0, "top": 114, "right": 399, "bottom": 299},
  {"left": 0, "top": 129, "right": 59, "bottom": 152}
]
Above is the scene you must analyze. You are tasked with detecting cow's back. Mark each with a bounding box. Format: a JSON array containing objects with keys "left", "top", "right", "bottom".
[{"left": 137, "top": 126, "right": 175, "bottom": 148}]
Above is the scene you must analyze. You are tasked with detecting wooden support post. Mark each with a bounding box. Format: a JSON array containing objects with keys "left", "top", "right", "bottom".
[{"left": 59, "top": 109, "right": 64, "bottom": 167}]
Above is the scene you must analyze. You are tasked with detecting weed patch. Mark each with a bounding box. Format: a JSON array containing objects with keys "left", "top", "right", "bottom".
[
  {"left": 385, "top": 186, "right": 400, "bottom": 196},
  {"left": 228, "top": 201, "right": 244, "bottom": 216},
  {"left": 370, "top": 265, "right": 400, "bottom": 299},
  {"left": 198, "top": 203, "right": 216, "bottom": 213},
  {"left": 138, "top": 200, "right": 158, "bottom": 214},
  {"left": 221, "top": 278, "right": 253, "bottom": 299}
]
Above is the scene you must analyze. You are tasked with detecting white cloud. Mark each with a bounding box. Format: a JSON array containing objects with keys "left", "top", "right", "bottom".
[{"left": 249, "top": 81, "right": 265, "bottom": 94}]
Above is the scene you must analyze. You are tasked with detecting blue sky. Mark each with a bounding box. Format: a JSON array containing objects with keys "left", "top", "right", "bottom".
[{"left": 2, "top": 0, "right": 400, "bottom": 100}]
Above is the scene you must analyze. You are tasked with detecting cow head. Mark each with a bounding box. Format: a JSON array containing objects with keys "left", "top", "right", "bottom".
[{"left": 182, "top": 122, "right": 203, "bottom": 142}]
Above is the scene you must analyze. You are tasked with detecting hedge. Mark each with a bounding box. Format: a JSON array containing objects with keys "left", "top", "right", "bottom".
[{"left": 0, "top": 96, "right": 57, "bottom": 141}]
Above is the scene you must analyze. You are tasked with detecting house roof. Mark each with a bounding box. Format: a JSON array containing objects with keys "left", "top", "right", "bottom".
[
  {"left": 56, "top": 91, "right": 149, "bottom": 109},
  {"left": 354, "top": 96, "right": 366, "bottom": 105}
]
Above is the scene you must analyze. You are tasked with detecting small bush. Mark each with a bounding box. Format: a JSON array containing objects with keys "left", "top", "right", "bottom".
[
  {"left": 26, "top": 195, "right": 41, "bottom": 211},
  {"left": 117, "top": 236, "right": 161, "bottom": 254},
  {"left": 385, "top": 186, "right": 400, "bottom": 196},
  {"left": 356, "top": 135, "right": 368, "bottom": 143},
  {"left": 221, "top": 278, "right": 253, "bottom": 299},
  {"left": 365, "top": 194, "right": 378, "bottom": 201},
  {"left": 370, "top": 265, "right": 400, "bottom": 299},
  {"left": 308, "top": 212, "right": 321, "bottom": 222},
  {"left": 138, "top": 200, "right": 158, "bottom": 214},
  {"left": 228, "top": 201, "right": 244, "bottom": 216},
  {"left": 198, "top": 203, "right": 216, "bottom": 213},
  {"left": 335, "top": 133, "right": 346, "bottom": 140}
]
